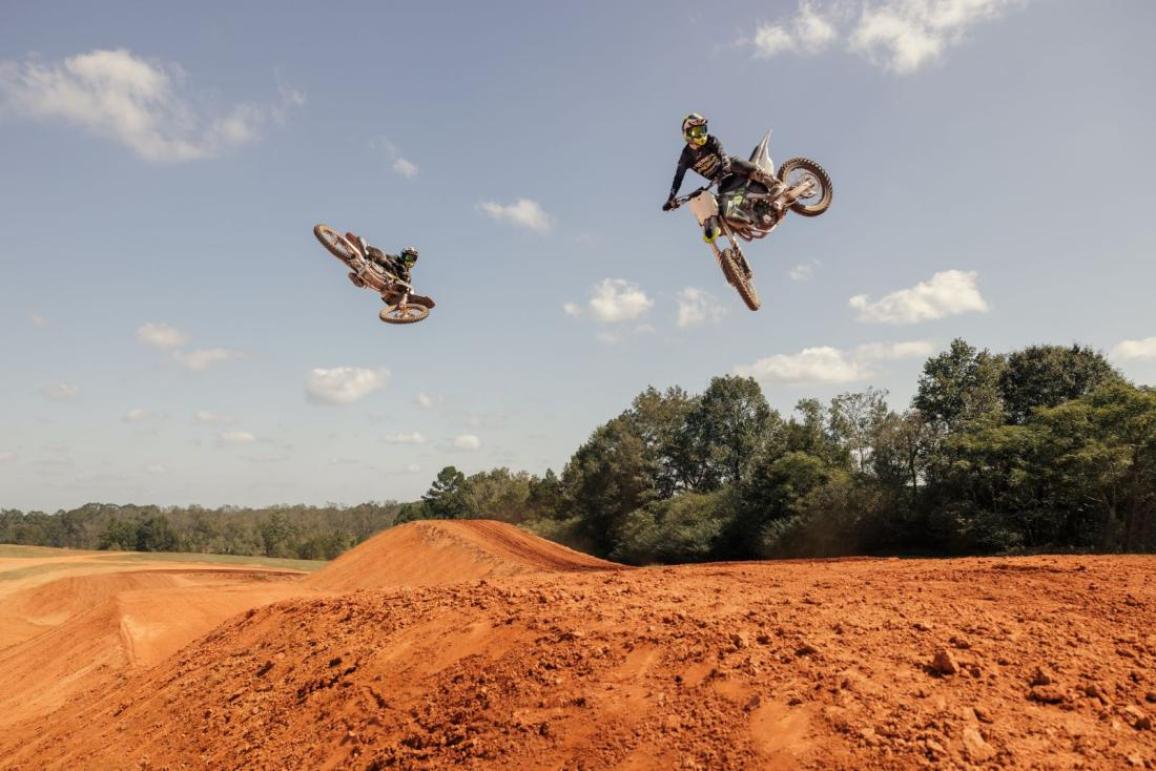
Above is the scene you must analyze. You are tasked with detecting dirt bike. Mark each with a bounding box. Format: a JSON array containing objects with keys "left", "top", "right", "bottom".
[
  {"left": 313, "top": 224, "right": 435, "bottom": 325},
  {"left": 667, "top": 132, "right": 833, "bottom": 311}
]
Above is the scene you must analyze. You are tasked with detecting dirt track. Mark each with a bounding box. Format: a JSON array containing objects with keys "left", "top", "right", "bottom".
[{"left": 2, "top": 523, "right": 1155, "bottom": 769}]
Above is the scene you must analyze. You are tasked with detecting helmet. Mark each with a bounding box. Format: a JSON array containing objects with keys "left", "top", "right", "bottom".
[
  {"left": 400, "top": 247, "right": 419, "bottom": 266},
  {"left": 682, "top": 113, "right": 708, "bottom": 147}
]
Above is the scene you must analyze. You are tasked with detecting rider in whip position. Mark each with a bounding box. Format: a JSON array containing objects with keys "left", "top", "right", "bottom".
[
  {"left": 346, "top": 233, "right": 419, "bottom": 287},
  {"left": 662, "top": 113, "right": 779, "bottom": 242}
]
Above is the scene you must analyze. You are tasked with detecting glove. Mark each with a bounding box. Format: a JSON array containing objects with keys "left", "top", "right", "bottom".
[{"left": 662, "top": 198, "right": 676, "bottom": 211}]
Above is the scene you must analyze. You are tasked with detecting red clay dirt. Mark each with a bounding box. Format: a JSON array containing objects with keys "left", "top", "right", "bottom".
[
  {"left": 0, "top": 559, "right": 308, "bottom": 728},
  {"left": 307, "top": 519, "right": 618, "bottom": 591},
  {"left": 3, "top": 522, "right": 1156, "bottom": 770}
]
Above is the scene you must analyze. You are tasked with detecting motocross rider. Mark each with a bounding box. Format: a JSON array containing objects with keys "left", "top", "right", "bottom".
[
  {"left": 662, "top": 113, "right": 778, "bottom": 242},
  {"left": 346, "top": 233, "right": 419, "bottom": 284}
]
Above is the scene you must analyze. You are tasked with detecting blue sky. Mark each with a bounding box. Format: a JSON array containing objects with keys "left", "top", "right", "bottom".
[{"left": 2, "top": 0, "right": 1154, "bottom": 511}]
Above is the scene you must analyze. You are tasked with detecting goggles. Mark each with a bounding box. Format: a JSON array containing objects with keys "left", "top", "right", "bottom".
[{"left": 685, "top": 124, "right": 708, "bottom": 141}]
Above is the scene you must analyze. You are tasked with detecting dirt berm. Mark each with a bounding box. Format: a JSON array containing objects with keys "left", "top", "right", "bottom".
[{"left": 307, "top": 519, "right": 619, "bottom": 591}]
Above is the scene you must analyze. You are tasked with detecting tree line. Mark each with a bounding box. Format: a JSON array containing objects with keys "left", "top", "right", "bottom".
[
  {"left": 5, "top": 340, "right": 1153, "bottom": 565},
  {"left": 0, "top": 502, "right": 401, "bottom": 560},
  {"left": 405, "top": 340, "right": 1156, "bottom": 563}
]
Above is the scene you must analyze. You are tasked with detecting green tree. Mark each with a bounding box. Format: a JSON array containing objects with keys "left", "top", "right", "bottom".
[
  {"left": 258, "top": 512, "right": 296, "bottom": 557},
  {"left": 1030, "top": 384, "right": 1156, "bottom": 550},
  {"left": 915, "top": 339, "right": 1005, "bottom": 429},
  {"left": 828, "top": 387, "right": 891, "bottom": 474},
  {"left": 999, "top": 344, "right": 1122, "bottom": 424},
  {"left": 611, "top": 489, "right": 736, "bottom": 565},
  {"left": 625, "top": 386, "right": 697, "bottom": 497},
  {"left": 464, "top": 468, "right": 532, "bottom": 522},
  {"left": 422, "top": 466, "right": 470, "bottom": 519},
  {"left": 678, "top": 376, "right": 774, "bottom": 490},
  {"left": 561, "top": 417, "right": 657, "bottom": 556},
  {"left": 527, "top": 468, "right": 565, "bottom": 520}
]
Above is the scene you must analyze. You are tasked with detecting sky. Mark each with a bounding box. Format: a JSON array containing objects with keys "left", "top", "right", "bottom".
[{"left": 1, "top": 0, "right": 1154, "bottom": 511}]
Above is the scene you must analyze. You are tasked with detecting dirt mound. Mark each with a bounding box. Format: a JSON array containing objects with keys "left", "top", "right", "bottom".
[
  {"left": 0, "top": 568, "right": 293, "bottom": 649},
  {"left": 0, "top": 569, "right": 307, "bottom": 728},
  {"left": 307, "top": 520, "right": 619, "bottom": 591},
  {"left": 6, "top": 555, "right": 1156, "bottom": 770}
]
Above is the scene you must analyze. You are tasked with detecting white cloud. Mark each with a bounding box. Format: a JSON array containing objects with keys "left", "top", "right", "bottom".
[
  {"left": 305, "top": 367, "right": 389, "bottom": 405},
  {"left": 137, "top": 323, "right": 240, "bottom": 371},
  {"left": 218, "top": 431, "right": 256, "bottom": 446},
  {"left": 752, "top": 2, "right": 837, "bottom": 57},
  {"left": 392, "top": 157, "right": 418, "bottom": 178},
  {"left": 0, "top": 451, "right": 17, "bottom": 463},
  {"left": 478, "top": 198, "right": 553, "bottom": 232},
  {"left": 414, "top": 392, "right": 441, "bottom": 409},
  {"left": 144, "top": 463, "right": 168, "bottom": 474},
  {"left": 373, "top": 137, "right": 419, "bottom": 179},
  {"left": 789, "top": 261, "right": 818, "bottom": 281},
  {"left": 30, "top": 313, "right": 47, "bottom": 327},
  {"left": 850, "top": 269, "right": 988, "bottom": 324},
  {"left": 194, "top": 410, "right": 233, "bottom": 424},
  {"left": 0, "top": 48, "right": 301, "bottom": 162},
  {"left": 1112, "top": 337, "right": 1156, "bottom": 361},
  {"left": 855, "top": 340, "right": 937, "bottom": 360},
  {"left": 452, "top": 434, "right": 482, "bottom": 451},
  {"left": 173, "top": 347, "right": 242, "bottom": 371},
  {"left": 849, "top": 0, "right": 1021, "bottom": 74},
  {"left": 735, "top": 340, "right": 933, "bottom": 384},
  {"left": 736, "top": 346, "right": 867, "bottom": 385},
  {"left": 383, "top": 431, "right": 427, "bottom": 445},
  {"left": 122, "top": 408, "right": 153, "bottom": 422},
  {"left": 405, "top": 463, "right": 423, "bottom": 474},
  {"left": 136, "top": 322, "right": 187, "bottom": 350},
  {"left": 568, "top": 279, "right": 654, "bottom": 324},
  {"left": 745, "top": 0, "right": 1026, "bottom": 74},
  {"left": 41, "top": 383, "right": 79, "bottom": 400},
  {"left": 676, "top": 287, "right": 726, "bottom": 329},
  {"left": 590, "top": 280, "right": 653, "bottom": 322}
]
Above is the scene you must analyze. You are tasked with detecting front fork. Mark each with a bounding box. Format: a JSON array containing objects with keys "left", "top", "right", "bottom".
[{"left": 706, "top": 223, "right": 751, "bottom": 278}]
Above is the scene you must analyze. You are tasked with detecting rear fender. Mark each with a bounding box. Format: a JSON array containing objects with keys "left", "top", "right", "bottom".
[{"left": 749, "top": 131, "right": 774, "bottom": 175}]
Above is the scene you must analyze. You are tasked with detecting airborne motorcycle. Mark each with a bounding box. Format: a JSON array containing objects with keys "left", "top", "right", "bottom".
[
  {"left": 667, "top": 132, "right": 833, "bottom": 311},
  {"left": 312, "top": 224, "right": 435, "bottom": 325}
]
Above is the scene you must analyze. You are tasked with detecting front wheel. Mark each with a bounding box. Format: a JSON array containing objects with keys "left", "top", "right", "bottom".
[
  {"left": 719, "top": 248, "right": 761, "bottom": 311},
  {"left": 314, "top": 224, "right": 361, "bottom": 264},
  {"left": 777, "top": 158, "right": 833, "bottom": 217},
  {"left": 379, "top": 302, "right": 430, "bottom": 325}
]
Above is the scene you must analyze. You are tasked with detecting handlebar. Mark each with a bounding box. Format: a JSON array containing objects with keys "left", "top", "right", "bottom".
[{"left": 667, "top": 184, "right": 714, "bottom": 210}]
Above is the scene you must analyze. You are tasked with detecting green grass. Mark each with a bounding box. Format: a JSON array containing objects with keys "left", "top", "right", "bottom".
[
  {"left": 0, "top": 543, "right": 327, "bottom": 573},
  {"left": 0, "top": 544, "right": 82, "bottom": 559},
  {"left": 90, "top": 551, "right": 327, "bottom": 572}
]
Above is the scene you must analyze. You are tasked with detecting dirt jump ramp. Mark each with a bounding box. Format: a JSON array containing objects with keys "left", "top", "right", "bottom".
[{"left": 307, "top": 519, "right": 620, "bottom": 592}]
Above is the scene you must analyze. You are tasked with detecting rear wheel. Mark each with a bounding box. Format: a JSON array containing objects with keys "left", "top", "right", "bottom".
[
  {"left": 379, "top": 302, "right": 430, "bottom": 325},
  {"left": 719, "top": 248, "right": 761, "bottom": 311},
  {"left": 777, "top": 158, "right": 833, "bottom": 217},
  {"left": 314, "top": 224, "right": 361, "bottom": 264}
]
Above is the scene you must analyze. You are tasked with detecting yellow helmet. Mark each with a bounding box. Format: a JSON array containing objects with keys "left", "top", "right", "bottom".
[{"left": 682, "top": 113, "right": 708, "bottom": 147}]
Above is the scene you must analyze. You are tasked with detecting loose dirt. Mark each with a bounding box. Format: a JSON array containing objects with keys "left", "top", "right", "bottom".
[
  {"left": 307, "top": 519, "right": 618, "bottom": 591},
  {"left": 2, "top": 525, "right": 1155, "bottom": 770}
]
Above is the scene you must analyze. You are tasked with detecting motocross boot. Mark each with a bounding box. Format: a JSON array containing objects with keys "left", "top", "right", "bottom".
[{"left": 702, "top": 217, "right": 722, "bottom": 243}]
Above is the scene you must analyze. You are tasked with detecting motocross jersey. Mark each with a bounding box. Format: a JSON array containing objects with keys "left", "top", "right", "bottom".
[
  {"left": 368, "top": 248, "right": 411, "bottom": 283},
  {"left": 669, "top": 135, "right": 733, "bottom": 198}
]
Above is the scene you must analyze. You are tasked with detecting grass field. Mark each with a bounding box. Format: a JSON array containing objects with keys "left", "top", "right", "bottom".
[{"left": 0, "top": 543, "right": 326, "bottom": 572}]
